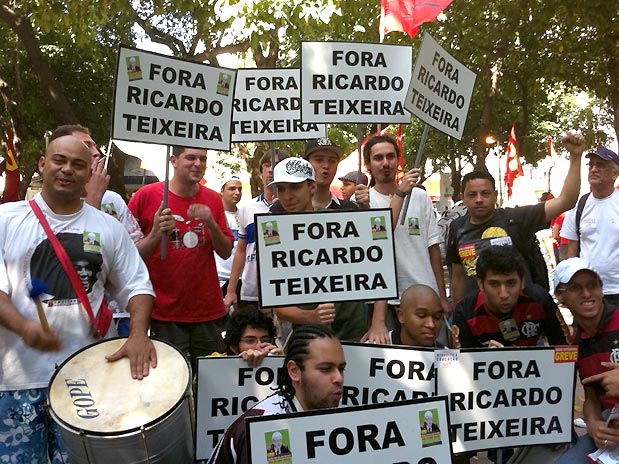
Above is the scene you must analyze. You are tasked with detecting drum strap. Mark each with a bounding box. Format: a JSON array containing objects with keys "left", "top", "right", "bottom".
[{"left": 29, "top": 200, "right": 112, "bottom": 338}]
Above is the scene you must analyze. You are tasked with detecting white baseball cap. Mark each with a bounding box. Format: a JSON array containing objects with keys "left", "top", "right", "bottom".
[
  {"left": 554, "top": 257, "right": 599, "bottom": 289},
  {"left": 267, "top": 158, "right": 315, "bottom": 188}
]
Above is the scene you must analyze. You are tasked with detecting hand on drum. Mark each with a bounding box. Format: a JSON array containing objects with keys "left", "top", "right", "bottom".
[{"left": 105, "top": 333, "right": 158, "bottom": 380}]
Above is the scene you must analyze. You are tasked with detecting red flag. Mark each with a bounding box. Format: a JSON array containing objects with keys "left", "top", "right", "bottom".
[
  {"left": 2, "top": 129, "right": 19, "bottom": 203},
  {"left": 380, "top": 0, "right": 454, "bottom": 41},
  {"left": 504, "top": 123, "right": 523, "bottom": 200}
]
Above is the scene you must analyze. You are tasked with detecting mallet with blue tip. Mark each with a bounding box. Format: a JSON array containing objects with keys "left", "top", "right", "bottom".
[{"left": 29, "top": 279, "right": 50, "bottom": 332}]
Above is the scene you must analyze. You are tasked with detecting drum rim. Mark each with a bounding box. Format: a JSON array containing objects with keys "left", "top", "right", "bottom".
[{"left": 47, "top": 336, "right": 191, "bottom": 436}]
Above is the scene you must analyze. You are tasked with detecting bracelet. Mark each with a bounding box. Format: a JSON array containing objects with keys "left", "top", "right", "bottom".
[{"left": 394, "top": 189, "right": 407, "bottom": 198}]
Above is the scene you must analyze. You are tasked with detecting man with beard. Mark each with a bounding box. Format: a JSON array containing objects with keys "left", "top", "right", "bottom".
[{"left": 208, "top": 325, "right": 346, "bottom": 464}]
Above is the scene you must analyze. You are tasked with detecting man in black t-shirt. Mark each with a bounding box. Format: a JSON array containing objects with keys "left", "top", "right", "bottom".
[{"left": 446, "top": 131, "right": 584, "bottom": 305}]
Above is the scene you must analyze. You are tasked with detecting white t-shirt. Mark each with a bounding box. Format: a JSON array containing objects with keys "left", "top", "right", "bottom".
[
  {"left": 215, "top": 209, "right": 240, "bottom": 285},
  {"left": 0, "top": 194, "right": 154, "bottom": 390},
  {"left": 238, "top": 199, "right": 270, "bottom": 301},
  {"left": 369, "top": 187, "right": 442, "bottom": 305},
  {"left": 101, "top": 190, "right": 143, "bottom": 243},
  {"left": 561, "top": 189, "right": 619, "bottom": 294}
]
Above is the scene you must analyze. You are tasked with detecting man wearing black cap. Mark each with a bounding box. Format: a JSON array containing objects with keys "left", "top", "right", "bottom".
[
  {"left": 561, "top": 145, "right": 619, "bottom": 308},
  {"left": 339, "top": 171, "right": 369, "bottom": 202},
  {"left": 302, "top": 138, "right": 368, "bottom": 210}
]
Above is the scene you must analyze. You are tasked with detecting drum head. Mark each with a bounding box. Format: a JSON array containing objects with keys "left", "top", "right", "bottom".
[{"left": 49, "top": 338, "right": 190, "bottom": 435}]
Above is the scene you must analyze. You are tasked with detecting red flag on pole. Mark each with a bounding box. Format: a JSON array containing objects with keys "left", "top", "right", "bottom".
[
  {"left": 380, "top": 0, "right": 454, "bottom": 41},
  {"left": 504, "top": 123, "right": 523, "bottom": 200},
  {"left": 2, "top": 128, "right": 19, "bottom": 203}
]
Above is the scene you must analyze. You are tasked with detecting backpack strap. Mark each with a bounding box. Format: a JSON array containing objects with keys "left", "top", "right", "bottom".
[{"left": 575, "top": 193, "right": 590, "bottom": 240}]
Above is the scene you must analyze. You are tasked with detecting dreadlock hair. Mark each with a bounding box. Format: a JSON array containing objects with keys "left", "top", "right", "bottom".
[
  {"left": 277, "top": 324, "right": 338, "bottom": 398},
  {"left": 223, "top": 309, "right": 276, "bottom": 354}
]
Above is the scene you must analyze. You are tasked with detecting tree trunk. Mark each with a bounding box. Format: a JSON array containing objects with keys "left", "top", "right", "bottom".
[
  {"left": 0, "top": 4, "right": 78, "bottom": 124},
  {"left": 474, "top": 60, "right": 503, "bottom": 171}
]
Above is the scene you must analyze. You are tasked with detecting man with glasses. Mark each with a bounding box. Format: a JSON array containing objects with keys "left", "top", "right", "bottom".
[
  {"left": 561, "top": 146, "right": 619, "bottom": 308},
  {"left": 212, "top": 309, "right": 281, "bottom": 367},
  {"left": 555, "top": 258, "right": 619, "bottom": 463}
]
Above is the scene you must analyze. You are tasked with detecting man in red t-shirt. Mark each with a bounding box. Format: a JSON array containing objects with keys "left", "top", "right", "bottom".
[{"left": 129, "top": 146, "right": 233, "bottom": 369}]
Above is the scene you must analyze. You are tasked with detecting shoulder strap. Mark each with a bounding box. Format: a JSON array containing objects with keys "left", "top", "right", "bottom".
[
  {"left": 29, "top": 200, "right": 99, "bottom": 333},
  {"left": 575, "top": 193, "right": 590, "bottom": 239}
]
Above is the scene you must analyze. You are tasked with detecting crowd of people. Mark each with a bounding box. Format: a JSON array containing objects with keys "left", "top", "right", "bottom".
[{"left": 1, "top": 125, "right": 619, "bottom": 464}]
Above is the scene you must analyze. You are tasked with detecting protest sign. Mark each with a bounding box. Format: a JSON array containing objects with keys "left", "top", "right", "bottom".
[
  {"left": 195, "top": 356, "right": 284, "bottom": 459},
  {"left": 341, "top": 342, "right": 437, "bottom": 406},
  {"left": 256, "top": 209, "right": 397, "bottom": 307},
  {"left": 112, "top": 45, "right": 236, "bottom": 150},
  {"left": 436, "top": 346, "right": 577, "bottom": 453},
  {"left": 232, "top": 68, "right": 326, "bottom": 142},
  {"left": 404, "top": 33, "right": 476, "bottom": 140},
  {"left": 300, "top": 41, "right": 413, "bottom": 124},
  {"left": 247, "top": 397, "right": 453, "bottom": 464}
]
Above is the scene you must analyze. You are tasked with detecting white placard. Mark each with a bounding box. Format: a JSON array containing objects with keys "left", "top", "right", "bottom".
[
  {"left": 300, "top": 41, "right": 413, "bottom": 124},
  {"left": 437, "top": 346, "right": 577, "bottom": 453},
  {"left": 404, "top": 33, "right": 476, "bottom": 140},
  {"left": 256, "top": 210, "right": 397, "bottom": 307},
  {"left": 232, "top": 68, "right": 326, "bottom": 142},
  {"left": 341, "top": 342, "right": 437, "bottom": 405},
  {"left": 247, "top": 397, "right": 453, "bottom": 464},
  {"left": 195, "top": 356, "right": 284, "bottom": 459},
  {"left": 112, "top": 45, "right": 236, "bottom": 150}
]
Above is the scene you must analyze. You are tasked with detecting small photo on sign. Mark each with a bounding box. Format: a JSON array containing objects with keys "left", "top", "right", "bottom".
[
  {"left": 419, "top": 408, "right": 442, "bottom": 447},
  {"left": 125, "top": 56, "right": 142, "bottom": 81},
  {"left": 408, "top": 217, "right": 420, "bottom": 235},
  {"left": 370, "top": 216, "right": 387, "bottom": 240},
  {"left": 217, "top": 72, "right": 232, "bottom": 96},
  {"left": 265, "top": 429, "right": 292, "bottom": 463},
  {"left": 262, "top": 221, "right": 281, "bottom": 246}
]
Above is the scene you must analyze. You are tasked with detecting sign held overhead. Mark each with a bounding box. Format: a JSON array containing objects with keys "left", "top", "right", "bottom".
[
  {"left": 301, "top": 42, "right": 413, "bottom": 124},
  {"left": 112, "top": 45, "right": 236, "bottom": 151},
  {"left": 232, "top": 68, "right": 326, "bottom": 142},
  {"left": 405, "top": 33, "right": 476, "bottom": 140}
]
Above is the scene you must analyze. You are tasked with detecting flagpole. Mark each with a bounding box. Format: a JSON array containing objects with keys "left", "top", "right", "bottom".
[{"left": 160, "top": 145, "right": 171, "bottom": 260}]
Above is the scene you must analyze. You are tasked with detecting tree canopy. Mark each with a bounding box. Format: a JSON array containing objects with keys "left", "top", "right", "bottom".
[{"left": 1, "top": 0, "right": 617, "bottom": 198}]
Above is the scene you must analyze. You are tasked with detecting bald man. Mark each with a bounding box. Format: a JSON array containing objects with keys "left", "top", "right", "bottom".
[
  {"left": 0, "top": 134, "right": 156, "bottom": 463},
  {"left": 389, "top": 284, "right": 445, "bottom": 348}
]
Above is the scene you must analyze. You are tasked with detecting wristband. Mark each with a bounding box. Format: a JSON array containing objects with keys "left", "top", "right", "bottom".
[{"left": 394, "top": 189, "right": 407, "bottom": 198}]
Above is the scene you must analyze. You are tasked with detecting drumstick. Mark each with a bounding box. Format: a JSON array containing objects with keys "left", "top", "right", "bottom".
[{"left": 29, "top": 279, "right": 50, "bottom": 332}]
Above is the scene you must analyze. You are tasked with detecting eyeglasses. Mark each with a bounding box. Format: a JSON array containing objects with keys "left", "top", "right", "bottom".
[
  {"left": 558, "top": 280, "right": 602, "bottom": 295},
  {"left": 587, "top": 161, "right": 612, "bottom": 170},
  {"left": 239, "top": 336, "right": 274, "bottom": 345}
]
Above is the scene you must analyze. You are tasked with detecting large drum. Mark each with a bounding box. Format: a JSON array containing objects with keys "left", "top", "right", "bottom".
[{"left": 48, "top": 338, "right": 193, "bottom": 464}]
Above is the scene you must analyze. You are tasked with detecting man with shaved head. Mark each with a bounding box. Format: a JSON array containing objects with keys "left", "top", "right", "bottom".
[
  {"left": 388, "top": 284, "right": 445, "bottom": 347},
  {"left": 0, "top": 134, "right": 156, "bottom": 463}
]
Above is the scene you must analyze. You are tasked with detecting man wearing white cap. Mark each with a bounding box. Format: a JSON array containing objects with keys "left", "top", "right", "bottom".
[
  {"left": 269, "top": 158, "right": 367, "bottom": 342},
  {"left": 561, "top": 146, "right": 619, "bottom": 308},
  {"left": 216, "top": 175, "right": 243, "bottom": 298},
  {"left": 554, "top": 257, "right": 619, "bottom": 462}
]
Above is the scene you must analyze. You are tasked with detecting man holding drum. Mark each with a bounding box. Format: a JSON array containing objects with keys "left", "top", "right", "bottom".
[{"left": 0, "top": 134, "right": 156, "bottom": 463}]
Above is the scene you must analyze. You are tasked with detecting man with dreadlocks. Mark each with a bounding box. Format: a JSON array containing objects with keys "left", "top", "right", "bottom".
[{"left": 208, "top": 324, "right": 346, "bottom": 464}]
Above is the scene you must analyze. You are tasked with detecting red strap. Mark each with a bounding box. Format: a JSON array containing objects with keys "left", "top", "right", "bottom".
[{"left": 29, "top": 200, "right": 98, "bottom": 330}]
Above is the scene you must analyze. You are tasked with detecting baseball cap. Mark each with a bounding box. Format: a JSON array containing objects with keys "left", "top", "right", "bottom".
[
  {"left": 554, "top": 257, "right": 599, "bottom": 289},
  {"left": 267, "top": 158, "right": 315, "bottom": 188},
  {"left": 219, "top": 174, "right": 241, "bottom": 191},
  {"left": 338, "top": 171, "right": 368, "bottom": 185},
  {"left": 585, "top": 147, "right": 619, "bottom": 167},
  {"left": 303, "top": 138, "right": 344, "bottom": 160}
]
